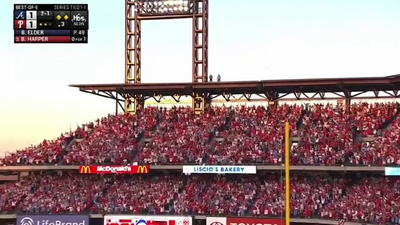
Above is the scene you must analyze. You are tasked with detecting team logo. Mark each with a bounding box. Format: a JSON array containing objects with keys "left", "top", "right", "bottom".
[
  {"left": 15, "top": 20, "right": 26, "bottom": 29},
  {"left": 15, "top": 11, "right": 26, "bottom": 19}
]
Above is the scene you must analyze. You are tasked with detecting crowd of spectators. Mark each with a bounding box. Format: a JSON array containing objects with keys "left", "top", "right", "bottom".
[
  {"left": 215, "top": 104, "right": 302, "bottom": 165},
  {"left": 93, "top": 175, "right": 183, "bottom": 214},
  {"left": 62, "top": 108, "right": 160, "bottom": 165},
  {"left": 2, "top": 102, "right": 399, "bottom": 166},
  {"left": 1, "top": 102, "right": 399, "bottom": 166},
  {"left": 294, "top": 102, "right": 397, "bottom": 166},
  {"left": 0, "top": 173, "right": 396, "bottom": 224},
  {"left": 359, "top": 108, "right": 400, "bottom": 166},
  {"left": 252, "top": 175, "right": 347, "bottom": 219},
  {"left": 138, "top": 107, "right": 227, "bottom": 164},
  {"left": 0, "top": 176, "right": 38, "bottom": 213},
  {"left": 178, "top": 175, "right": 258, "bottom": 216},
  {"left": 323, "top": 177, "right": 400, "bottom": 224},
  {"left": 1, "top": 102, "right": 400, "bottom": 223},
  {"left": 0, "top": 132, "right": 74, "bottom": 165},
  {"left": 18, "top": 174, "right": 106, "bottom": 214}
]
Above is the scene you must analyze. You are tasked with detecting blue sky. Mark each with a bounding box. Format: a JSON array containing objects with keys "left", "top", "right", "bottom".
[{"left": 0, "top": 0, "right": 399, "bottom": 153}]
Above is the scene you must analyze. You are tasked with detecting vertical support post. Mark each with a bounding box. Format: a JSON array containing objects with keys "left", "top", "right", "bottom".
[
  {"left": 345, "top": 98, "right": 351, "bottom": 112},
  {"left": 133, "top": 18, "right": 142, "bottom": 84},
  {"left": 115, "top": 93, "right": 119, "bottom": 115},
  {"left": 125, "top": 0, "right": 143, "bottom": 115},
  {"left": 285, "top": 122, "right": 290, "bottom": 225},
  {"left": 343, "top": 89, "right": 351, "bottom": 112},
  {"left": 192, "top": 0, "right": 209, "bottom": 115},
  {"left": 202, "top": 0, "right": 208, "bottom": 82}
]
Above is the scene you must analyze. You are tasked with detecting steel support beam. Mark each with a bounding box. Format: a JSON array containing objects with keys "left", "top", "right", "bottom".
[
  {"left": 125, "top": 0, "right": 143, "bottom": 115},
  {"left": 125, "top": 0, "right": 209, "bottom": 115},
  {"left": 192, "top": 0, "right": 209, "bottom": 114}
]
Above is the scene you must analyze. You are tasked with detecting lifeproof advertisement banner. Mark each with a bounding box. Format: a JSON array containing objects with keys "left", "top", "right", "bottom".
[
  {"left": 182, "top": 165, "right": 256, "bottom": 174},
  {"left": 79, "top": 165, "right": 149, "bottom": 174},
  {"left": 226, "top": 217, "right": 284, "bottom": 225},
  {"left": 17, "top": 215, "right": 89, "bottom": 225},
  {"left": 104, "top": 215, "right": 192, "bottom": 225}
]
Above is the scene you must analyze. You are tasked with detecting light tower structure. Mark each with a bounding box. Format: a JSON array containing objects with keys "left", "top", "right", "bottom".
[{"left": 125, "top": 0, "right": 209, "bottom": 114}]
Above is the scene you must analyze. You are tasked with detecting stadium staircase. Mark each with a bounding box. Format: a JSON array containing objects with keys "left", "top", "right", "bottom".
[
  {"left": 355, "top": 105, "right": 400, "bottom": 143},
  {"left": 55, "top": 123, "right": 94, "bottom": 165},
  {"left": 380, "top": 105, "right": 400, "bottom": 133},
  {"left": 65, "top": 137, "right": 76, "bottom": 151},
  {"left": 129, "top": 131, "right": 146, "bottom": 164},
  {"left": 170, "top": 176, "right": 188, "bottom": 214},
  {"left": 214, "top": 114, "right": 230, "bottom": 142},
  {"left": 353, "top": 127, "right": 363, "bottom": 144},
  {"left": 56, "top": 136, "right": 77, "bottom": 164},
  {"left": 295, "top": 105, "right": 309, "bottom": 132},
  {"left": 202, "top": 112, "right": 232, "bottom": 164},
  {"left": 132, "top": 111, "right": 162, "bottom": 163},
  {"left": 89, "top": 176, "right": 114, "bottom": 213}
]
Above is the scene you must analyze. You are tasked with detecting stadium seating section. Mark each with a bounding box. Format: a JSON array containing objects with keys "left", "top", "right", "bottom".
[
  {"left": 1, "top": 102, "right": 399, "bottom": 223},
  {"left": 3, "top": 102, "right": 399, "bottom": 166},
  {"left": 0, "top": 174, "right": 397, "bottom": 224}
]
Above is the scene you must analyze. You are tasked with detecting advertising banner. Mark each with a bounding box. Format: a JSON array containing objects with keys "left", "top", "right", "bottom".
[
  {"left": 206, "top": 217, "right": 227, "bottom": 225},
  {"left": 104, "top": 215, "right": 192, "bottom": 225},
  {"left": 182, "top": 165, "right": 256, "bottom": 174},
  {"left": 226, "top": 217, "right": 284, "bottom": 225},
  {"left": 17, "top": 215, "right": 89, "bottom": 225},
  {"left": 79, "top": 165, "right": 149, "bottom": 174},
  {"left": 385, "top": 167, "right": 400, "bottom": 176}
]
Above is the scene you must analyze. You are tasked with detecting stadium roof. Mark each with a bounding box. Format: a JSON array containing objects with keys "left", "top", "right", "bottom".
[{"left": 69, "top": 74, "right": 400, "bottom": 102}]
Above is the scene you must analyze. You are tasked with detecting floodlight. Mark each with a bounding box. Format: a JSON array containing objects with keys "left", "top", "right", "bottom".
[{"left": 135, "top": 0, "right": 192, "bottom": 15}]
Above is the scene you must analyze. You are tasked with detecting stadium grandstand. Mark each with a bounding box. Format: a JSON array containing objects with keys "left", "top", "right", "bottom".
[
  {"left": 2, "top": 1, "right": 400, "bottom": 225},
  {"left": 2, "top": 79, "right": 400, "bottom": 225}
]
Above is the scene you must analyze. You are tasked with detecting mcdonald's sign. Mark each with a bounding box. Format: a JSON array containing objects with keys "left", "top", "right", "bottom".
[
  {"left": 80, "top": 166, "right": 91, "bottom": 174},
  {"left": 79, "top": 165, "right": 150, "bottom": 174},
  {"left": 137, "top": 165, "right": 148, "bottom": 173}
]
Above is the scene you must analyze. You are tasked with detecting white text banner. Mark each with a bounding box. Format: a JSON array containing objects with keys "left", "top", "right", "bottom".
[{"left": 182, "top": 165, "right": 256, "bottom": 174}]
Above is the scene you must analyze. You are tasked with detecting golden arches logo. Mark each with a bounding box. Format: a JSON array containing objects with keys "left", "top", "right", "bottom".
[
  {"left": 137, "top": 166, "right": 148, "bottom": 173},
  {"left": 80, "top": 166, "right": 91, "bottom": 174}
]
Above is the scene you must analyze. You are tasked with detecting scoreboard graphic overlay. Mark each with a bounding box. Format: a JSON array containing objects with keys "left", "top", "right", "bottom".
[{"left": 14, "top": 4, "right": 89, "bottom": 43}]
